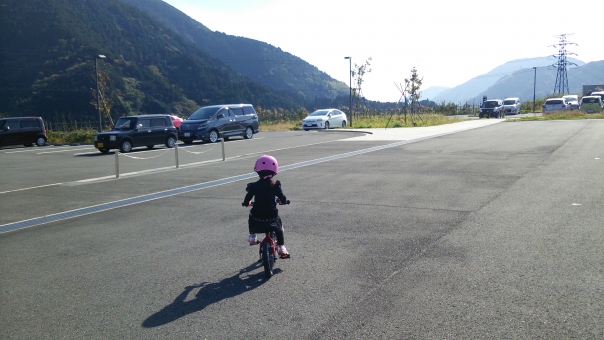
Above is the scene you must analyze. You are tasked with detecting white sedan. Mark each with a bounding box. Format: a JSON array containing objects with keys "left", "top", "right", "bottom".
[{"left": 302, "top": 109, "right": 347, "bottom": 130}]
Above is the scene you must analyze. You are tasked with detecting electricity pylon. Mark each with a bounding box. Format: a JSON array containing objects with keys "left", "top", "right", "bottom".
[{"left": 551, "top": 33, "right": 578, "bottom": 95}]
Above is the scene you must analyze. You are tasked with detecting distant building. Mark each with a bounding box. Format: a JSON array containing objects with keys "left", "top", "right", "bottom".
[{"left": 583, "top": 85, "right": 604, "bottom": 96}]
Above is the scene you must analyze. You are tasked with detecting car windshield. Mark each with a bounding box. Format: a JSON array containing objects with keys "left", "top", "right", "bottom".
[
  {"left": 483, "top": 101, "right": 499, "bottom": 108},
  {"left": 188, "top": 107, "right": 220, "bottom": 120},
  {"left": 112, "top": 118, "right": 135, "bottom": 130},
  {"left": 309, "top": 110, "right": 330, "bottom": 117},
  {"left": 503, "top": 100, "right": 516, "bottom": 105}
]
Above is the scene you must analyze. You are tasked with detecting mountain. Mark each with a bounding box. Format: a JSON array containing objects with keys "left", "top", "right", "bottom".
[
  {"left": 0, "top": 0, "right": 305, "bottom": 123},
  {"left": 117, "top": 0, "right": 349, "bottom": 100},
  {"left": 470, "top": 60, "right": 604, "bottom": 103},
  {"left": 421, "top": 86, "right": 450, "bottom": 101},
  {"left": 431, "top": 56, "right": 586, "bottom": 103}
]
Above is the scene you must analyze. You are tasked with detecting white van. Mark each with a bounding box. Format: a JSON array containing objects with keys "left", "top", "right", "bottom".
[{"left": 503, "top": 97, "right": 521, "bottom": 115}]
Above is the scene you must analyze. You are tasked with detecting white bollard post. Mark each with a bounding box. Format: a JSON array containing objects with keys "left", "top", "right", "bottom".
[
  {"left": 221, "top": 139, "right": 225, "bottom": 161},
  {"left": 115, "top": 151, "right": 119, "bottom": 179},
  {"left": 175, "top": 143, "right": 180, "bottom": 169}
]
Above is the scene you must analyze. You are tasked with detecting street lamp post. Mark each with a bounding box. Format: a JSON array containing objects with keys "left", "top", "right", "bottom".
[
  {"left": 95, "top": 54, "right": 106, "bottom": 132},
  {"left": 344, "top": 56, "right": 352, "bottom": 127},
  {"left": 533, "top": 66, "right": 537, "bottom": 113}
]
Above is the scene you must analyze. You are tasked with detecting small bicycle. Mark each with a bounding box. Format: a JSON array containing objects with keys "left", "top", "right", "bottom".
[{"left": 243, "top": 199, "right": 290, "bottom": 278}]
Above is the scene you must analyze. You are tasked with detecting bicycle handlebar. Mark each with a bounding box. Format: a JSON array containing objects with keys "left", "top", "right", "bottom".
[{"left": 242, "top": 199, "right": 290, "bottom": 207}]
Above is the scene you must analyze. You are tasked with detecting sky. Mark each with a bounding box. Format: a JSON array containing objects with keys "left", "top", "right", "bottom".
[{"left": 162, "top": 0, "right": 600, "bottom": 102}]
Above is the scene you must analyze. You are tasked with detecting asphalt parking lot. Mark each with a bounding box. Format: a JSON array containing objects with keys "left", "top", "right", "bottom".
[{"left": 2, "top": 119, "right": 603, "bottom": 339}]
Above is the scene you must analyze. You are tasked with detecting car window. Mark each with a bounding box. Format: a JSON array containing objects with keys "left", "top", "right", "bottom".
[
  {"left": 114, "top": 118, "right": 134, "bottom": 129},
  {"left": 547, "top": 100, "right": 563, "bottom": 104},
  {"left": 503, "top": 100, "right": 516, "bottom": 105},
  {"left": 230, "top": 108, "right": 244, "bottom": 116},
  {"left": 189, "top": 107, "right": 220, "bottom": 120},
  {"left": 151, "top": 118, "right": 165, "bottom": 127},
  {"left": 0, "top": 120, "right": 5, "bottom": 129},
  {"left": 20, "top": 119, "right": 37, "bottom": 128},
  {"left": 310, "top": 110, "right": 330, "bottom": 116},
  {"left": 582, "top": 98, "right": 597, "bottom": 104},
  {"left": 242, "top": 106, "right": 256, "bottom": 115},
  {"left": 7, "top": 120, "right": 20, "bottom": 129},
  {"left": 217, "top": 108, "right": 230, "bottom": 118},
  {"left": 138, "top": 119, "right": 151, "bottom": 128}
]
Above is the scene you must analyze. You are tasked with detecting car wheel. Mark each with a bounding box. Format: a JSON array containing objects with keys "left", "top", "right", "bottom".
[
  {"left": 146, "top": 145, "right": 154, "bottom": 149},
  {"left": 35, "top": 137, "right": 46, "bottom": 147},
  {"left": 165, "top": 136, "right": 176, "bottom": 148},
  {"left": 244, "top": 126, "right": 253, "bottom": 139},
  {"left": 342, "top": 121, "right": 346, "bottom": 128},
  {"left": 99, "top": 148, "right": 110, "bottom": 154},
  {"left": 120, "top": 140, "right": 133, "bottom": 153},
  {"left": 325, "top": 121, "right": 330, "bottom": 129},
  {"left": 208, "top": 130, "right": 219, "bottom": 143}
]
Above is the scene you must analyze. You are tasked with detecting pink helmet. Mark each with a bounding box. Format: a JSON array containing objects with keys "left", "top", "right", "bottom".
[{"left": 254, "top": 155, "right": 278, "bottom": 174}]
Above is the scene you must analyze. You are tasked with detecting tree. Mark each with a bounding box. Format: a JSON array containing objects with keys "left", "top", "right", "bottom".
[
  {"left": 90, "top": 69, "right": 115, "bottom": 127},
  {"left": 401, "top": 67, "right": 423, "bottom": 126}
]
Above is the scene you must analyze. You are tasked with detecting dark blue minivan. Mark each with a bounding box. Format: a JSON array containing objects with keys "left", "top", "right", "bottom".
[{"left": 179, "top": 104, "right": 259, "bottom": 144}]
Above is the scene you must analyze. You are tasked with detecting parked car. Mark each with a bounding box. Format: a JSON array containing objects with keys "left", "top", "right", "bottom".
[
  {"left": 93, "top": 114, "right": 178, "bottom": 153},
  {"left": 170, "top": 114, "right": 183, "bottom": 130},
  {"left": 542, "top": 98, "right": 568, "bottom": 113},
  {"left": 562, "top": 95, "right": 580, "bottom": 110},
  {"left": 179, "top": 104, "right": 259, "bottom": 144},
  {"left": 302, "top": 109, "right": 347, "bottom": 130},
  {"left": 503, "top": 97, "right": 521, "bottom": 115},
  {"left": 479, "top": 99, "right": 505, "bottom": 118},
  {"left": 0, "top": 116, "right": 47, "bottom": 148},
  {"left": 590, "top": 91, "right": 604, "bottom": 106},
  {"left": 579, "top": 96, "right": 603, "bottom": 114}
]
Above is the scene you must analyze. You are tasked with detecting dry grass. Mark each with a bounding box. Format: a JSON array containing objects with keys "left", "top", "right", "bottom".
[
  {"left": 259, "top": 114, "right": 464, "bottom": 131},
  {"left": 516, "top": 110, "right": 604, "bottom": 121}
]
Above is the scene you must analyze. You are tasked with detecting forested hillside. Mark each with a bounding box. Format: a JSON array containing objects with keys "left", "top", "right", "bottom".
[
  {"left": 0, "top": 0, "right": 305, "bottom": 123},
  {"left": 118, "top": 0, "right": 350, "bottom": 100}
]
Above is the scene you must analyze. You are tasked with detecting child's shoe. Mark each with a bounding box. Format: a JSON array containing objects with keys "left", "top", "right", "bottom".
[
  {"left": 278, "top": 245, "right": 290, "bottom": 258},
  {"left": 248, "top": 234, "right": 259, "bottom": 245}
]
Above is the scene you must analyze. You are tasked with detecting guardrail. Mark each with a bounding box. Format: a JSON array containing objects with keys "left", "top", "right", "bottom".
[{"left": 114, "top": 139, "right": 225, "bottom": 179}]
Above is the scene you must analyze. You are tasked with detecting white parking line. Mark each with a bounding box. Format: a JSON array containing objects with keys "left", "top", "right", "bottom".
[
  {"left": 38, "top": 146, "right": 96, "bottom": 154},
  {"left": 0, "top": 183, "right": 62, "bottom": 195}
]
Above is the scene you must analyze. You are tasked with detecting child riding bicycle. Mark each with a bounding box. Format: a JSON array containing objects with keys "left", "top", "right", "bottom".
[{"left": 242, "top": 155, "right": 290, "bottom": 258}]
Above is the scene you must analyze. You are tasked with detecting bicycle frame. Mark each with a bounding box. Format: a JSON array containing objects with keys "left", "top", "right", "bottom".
[
  {"left": 259, "top": 231, "right": 277, "bottom": 278},
  {"left": 259, "top": 231, "right": 277, "bottom": 259}
]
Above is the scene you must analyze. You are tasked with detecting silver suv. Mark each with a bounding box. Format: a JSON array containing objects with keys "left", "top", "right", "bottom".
[{"left": 503, "top": 98, "right": 521, "bottom": 115}]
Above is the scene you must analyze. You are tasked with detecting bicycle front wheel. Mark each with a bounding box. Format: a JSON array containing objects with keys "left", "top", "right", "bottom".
[{"left": 261, "top": 242, "right": 274, "bottom": 278}]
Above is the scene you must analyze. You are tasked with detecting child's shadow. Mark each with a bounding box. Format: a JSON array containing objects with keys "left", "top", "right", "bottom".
[{"left": 142, "top": 262, "right": 279, "bottom": 327}]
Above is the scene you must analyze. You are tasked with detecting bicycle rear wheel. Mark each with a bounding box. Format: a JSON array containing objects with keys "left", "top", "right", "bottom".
[{"left": 261, "top": 242, "right": 274, "bottom": 278}]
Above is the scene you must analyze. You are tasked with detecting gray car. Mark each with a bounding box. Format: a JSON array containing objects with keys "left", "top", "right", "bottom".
[{"left": 179, "top": 104, "right": 259, "bottom": 144}]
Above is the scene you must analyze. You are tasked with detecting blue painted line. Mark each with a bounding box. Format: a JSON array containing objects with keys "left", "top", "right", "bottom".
[{"left": 0, "top": 127, "right": 474, "bottom": 234}]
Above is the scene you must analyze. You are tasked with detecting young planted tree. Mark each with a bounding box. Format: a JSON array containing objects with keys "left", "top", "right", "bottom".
[
  {"left": 396, "top": 67, "right": 423, "bottom": 126},
  {"left": 90, "top": 69, "right": 115, "bottom": 128}
]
